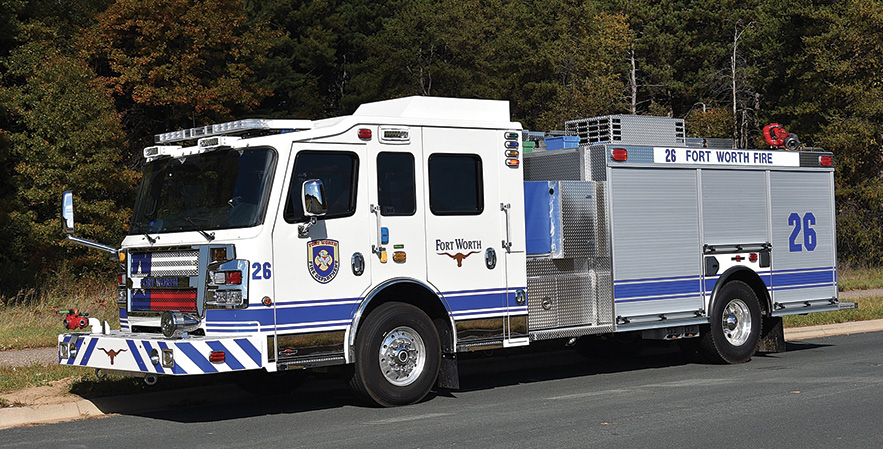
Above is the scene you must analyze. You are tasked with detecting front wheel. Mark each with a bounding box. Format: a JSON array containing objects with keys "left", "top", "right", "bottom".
[
  {"left": 348, "top": 302, "right": 441, "bottom": 407},
  {"left": 699, "top": 280, "right": 761, "bottom": 364}
]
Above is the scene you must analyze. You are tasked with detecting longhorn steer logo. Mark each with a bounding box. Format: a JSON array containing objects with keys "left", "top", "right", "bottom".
[
  {"left": 98, "top": 347, "right": 127, "bottom": 365},
  {"left": 439, "top": 251, "right": 479, "bottom": 267}
]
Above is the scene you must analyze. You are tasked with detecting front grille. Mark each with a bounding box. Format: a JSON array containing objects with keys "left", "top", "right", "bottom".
[
  {"left": 130, "top": 250, "right": 199, "bottom": 277},
  {"left": 132, "top": 289, "right": 198, "bottom": 312}
]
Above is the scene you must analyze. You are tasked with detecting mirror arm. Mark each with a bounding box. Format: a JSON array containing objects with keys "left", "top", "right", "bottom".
[
  {"left": 298, "top": 216, "right": 317, "bottom": 238},
  {"left": 66, "top": 235, "right": 118, "bottom": 254}
]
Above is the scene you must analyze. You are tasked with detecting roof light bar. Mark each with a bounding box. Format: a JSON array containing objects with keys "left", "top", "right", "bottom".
[
  {"left": 143, "top": 145, "right": 182, "bottom": 159},
  {"left": 154, "top": 119, "right": 313, "bottom": 144}
]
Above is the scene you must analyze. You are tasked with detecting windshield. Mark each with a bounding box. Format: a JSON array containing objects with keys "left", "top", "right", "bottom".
[{"left": 129, "top": 148, "right": 277, "bottom": 235}]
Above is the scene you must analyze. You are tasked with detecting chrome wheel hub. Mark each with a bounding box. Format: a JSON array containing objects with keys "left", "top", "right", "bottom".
[
  {"left": 722, "top": 299, "right": 751, "bottom": 346},
  {"left": 379, "top": 326, "right": 426, "bottom": 386}
]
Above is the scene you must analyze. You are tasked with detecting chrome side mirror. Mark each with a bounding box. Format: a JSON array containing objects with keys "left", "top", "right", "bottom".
[
  {"left": 298, "top": 179, "right": 327, "bottom": 238},
  {"left": 302, "top": 179, "right": 328, "bottom": 217},
  {"left": 62, "top": 191, "right": 75, "bottom": 235},
  {"left": 60, "top": 191, "right": 117, "bottom": 254}
]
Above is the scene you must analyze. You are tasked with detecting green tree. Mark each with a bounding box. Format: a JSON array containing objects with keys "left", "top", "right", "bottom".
[
  {"left": 79, "top": 0, "right": 276, "bottom": 159},
  {"left": 0, "top": 36, "right": 137, "bottom": 292},
  {"left": 348, "top": 0, "right": 631, "bottom": 130},
  {"left": 800, "top": 0, "right": 883, "bottom": 266}
]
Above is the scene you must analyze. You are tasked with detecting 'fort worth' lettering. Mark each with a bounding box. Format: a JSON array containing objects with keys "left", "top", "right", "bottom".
[{"left": 435, "top": 239, "right": 482, "bottom": 252}]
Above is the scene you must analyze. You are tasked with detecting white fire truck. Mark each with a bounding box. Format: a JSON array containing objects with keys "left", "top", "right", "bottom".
[{"left": 59, "top": 96, "right": 853, "bottom": 406}]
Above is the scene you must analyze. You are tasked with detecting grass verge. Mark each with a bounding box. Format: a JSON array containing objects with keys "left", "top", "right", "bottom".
[
  {"left": 0, "top": 364, "right": 82, "bottom": 395},
  {"left": 0, "top": 278, "right": 119, "bottom": 350},
  {"left": 839, "top": 266, "right": 883, "bottom": 291},
  {"left": 783, "top": 294, "right": 883, "bottom": 327}
]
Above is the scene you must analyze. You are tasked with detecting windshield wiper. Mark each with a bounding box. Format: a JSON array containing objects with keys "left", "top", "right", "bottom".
[
  {"left": 184, "top": 217, "right": 215, "bottom": 242},
  {"left": 145, "top": 234, "right": 157, "bottom": 244}
]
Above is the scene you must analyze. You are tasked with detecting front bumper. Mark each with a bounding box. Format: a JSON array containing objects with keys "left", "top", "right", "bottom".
[{"left": 58, "top": 331, "right": 265, "bottom": 376}]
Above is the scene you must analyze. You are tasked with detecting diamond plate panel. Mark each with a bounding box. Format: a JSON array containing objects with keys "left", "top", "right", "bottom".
[
  {"left": 560, "top": 182, "right": 596, "bottom": 259},
  {"left": 556, "top": 273, "right": 594, "bottom": 327},
  {"left": 527, "top": 277, "right": 556, "bottom": 329},
  {"left": 524, "top": 150, "right": 583, "bottom": 181},
  {"left": 588, "top": 145, "right": 607, "bottom": 182}
]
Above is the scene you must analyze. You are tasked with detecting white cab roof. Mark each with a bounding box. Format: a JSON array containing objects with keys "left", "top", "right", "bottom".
[{"left": 353, "top": 96, "right": 511, "bottom": 123}]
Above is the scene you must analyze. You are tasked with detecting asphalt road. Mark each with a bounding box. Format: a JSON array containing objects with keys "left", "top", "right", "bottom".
[{"left": 3, "top": 332, "right": 882, "bottom": 449}]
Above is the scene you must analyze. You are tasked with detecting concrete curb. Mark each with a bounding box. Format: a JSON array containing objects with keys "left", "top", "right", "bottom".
[
  {"left": 0, "top": 384, "right": 251, "bottom": 430},
  {"left": 3, "top": 320, "right": 883, "bottom": 430},
  {"left": 783, "top": 318, "right": 883, "bottom": 341}
]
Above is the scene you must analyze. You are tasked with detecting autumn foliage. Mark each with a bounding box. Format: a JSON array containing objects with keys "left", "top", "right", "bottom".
[{"left": 0, "top": 0, "right": 881, "bottom": 296}]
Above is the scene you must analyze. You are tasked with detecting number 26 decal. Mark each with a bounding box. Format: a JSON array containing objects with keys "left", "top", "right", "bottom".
[
  {"left": 788, "top": 212, "right": 817, "bottom": 252},
  {"left": 252, "top": 262, "right": 272, "bottom": 279}
]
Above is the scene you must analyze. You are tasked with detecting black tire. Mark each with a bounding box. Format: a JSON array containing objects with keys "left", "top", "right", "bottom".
[
  {"left": 698, "top": 280, "right": 762, "bottom": 364},
  {"left": 348, "top": 302, "right": 441, "bottom": 407}
]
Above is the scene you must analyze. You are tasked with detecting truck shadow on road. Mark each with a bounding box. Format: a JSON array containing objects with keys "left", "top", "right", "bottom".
[{"left": 121, "top": 338, "right": 831, "bottom": 424}]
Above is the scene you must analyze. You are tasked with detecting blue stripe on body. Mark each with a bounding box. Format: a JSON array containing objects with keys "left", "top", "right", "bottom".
[
  {"left": 444, "top": 291, "right": 507, "bottom": 313},
  {"left": 614, "top": 278, "right": 701, "bottom": 300},
  {"left": 65, "top": 336, "right": 78, "bottom": 364},
  {"left": 615, "top": 293, "right": 701, "bottom": 303},
  {"left": 176, "top": 342, "right": 218, "bottom": 374},
  {"left": 773, "top": 269, "right": 834, "bottom": 288},
  {"left": 207, "top": 341, "right": 244, "bottom": 370},
  {"left": 158, "top": 341, "right": 187, "bottom": 374},
  {"left": 79, "top": 338, "right": 98, "bottom": 366},
  {"left": 274, "top": 302, "right": 356, "bottom": 327},
  {"left": 441, "top": 287, "right": 509, "bottom": 296},
  {"left": 774, "top": 266, "right": 834, "bottom": 275},
  {"left": 274, "top": 297, "right": 361, "bottom": 307},
  {"left": 235, "top": 338, "right": 262, "bottom": 366},
  {"left": 126, "top": 340, "right": 148, "bottom": 372},
  {"left": 143, "top": 341, "right": 164, "bottom": 374},
  {"left": 205, "top": 308, "right": 275, "bottom": 326},
  {"left": 119, "top": 308, "right": 127, "bottom": 319}
]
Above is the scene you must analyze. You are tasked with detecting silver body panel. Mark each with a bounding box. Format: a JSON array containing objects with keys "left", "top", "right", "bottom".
[{"left": 524, "top": 142, "right": 838, "bottom": 337}]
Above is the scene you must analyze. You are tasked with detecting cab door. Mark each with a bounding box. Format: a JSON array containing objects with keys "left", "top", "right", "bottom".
[
  {"left": 270, "top": 144, "right": 372, "bottom": 364},
  {"left": 422, "top": 127, "right": 509, "bottom": 349},
  {"left": 365, "top": 127, "right": 428, "bottom": 285}
]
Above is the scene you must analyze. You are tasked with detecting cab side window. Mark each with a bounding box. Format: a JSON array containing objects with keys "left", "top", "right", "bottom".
[
  {"left": 428, "top": 153, "right": 483, "bottom": 215},
  {"left": 377, "top": 152, "right": 416, "bottom": 216},
  {"left": 284, "top": 151, "right": 359, "bottom": 223}
]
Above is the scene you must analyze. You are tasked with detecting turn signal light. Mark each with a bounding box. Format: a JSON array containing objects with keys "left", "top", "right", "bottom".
[
  {"left": 211, "top": 247, "right": 227, "bottom": 262},
  {"left": 393, "top": 251, "right": 407, "bottom": 263},
  {"left": 505, "top": 159, "right": 520, "bottom": 168}
]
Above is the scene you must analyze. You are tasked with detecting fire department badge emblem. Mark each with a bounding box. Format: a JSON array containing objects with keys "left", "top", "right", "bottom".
[{"left": 308, "top": 239, "right": 339, "bottom": 283}]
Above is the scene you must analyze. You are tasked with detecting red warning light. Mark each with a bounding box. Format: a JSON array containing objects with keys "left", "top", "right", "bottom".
[
  {"left": 819, "top": 156, "right": 832, "bottom": 167},
  {"left": 358, "top": 129, "right": 372, "bottom": 140},
  {"left": 209, "top": 351, "right": 225, "bottom": 363},
  {"left": 612, "top": 148, "right": 628, "bottom": 162}
]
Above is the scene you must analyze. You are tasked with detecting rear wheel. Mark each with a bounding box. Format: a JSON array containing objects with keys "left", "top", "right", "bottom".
[
  {"left": 699, "top": 281, "right": 761, "bottom": 364},
  {"left": 348, "top": 302, "right": 440, "bottom": 407}
]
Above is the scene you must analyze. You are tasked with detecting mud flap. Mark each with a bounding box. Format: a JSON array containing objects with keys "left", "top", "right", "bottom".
[
  {"left": 757, "top": 316, "right": 786, "bottom": 353},
  {"left": 437, "top": 353, "right": 460, "bottom": 390}
]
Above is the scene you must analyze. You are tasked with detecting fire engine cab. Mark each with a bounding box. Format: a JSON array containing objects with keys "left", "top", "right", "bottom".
[{"left": 59, "top": 96, "right": 853, "bottom": 406}]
